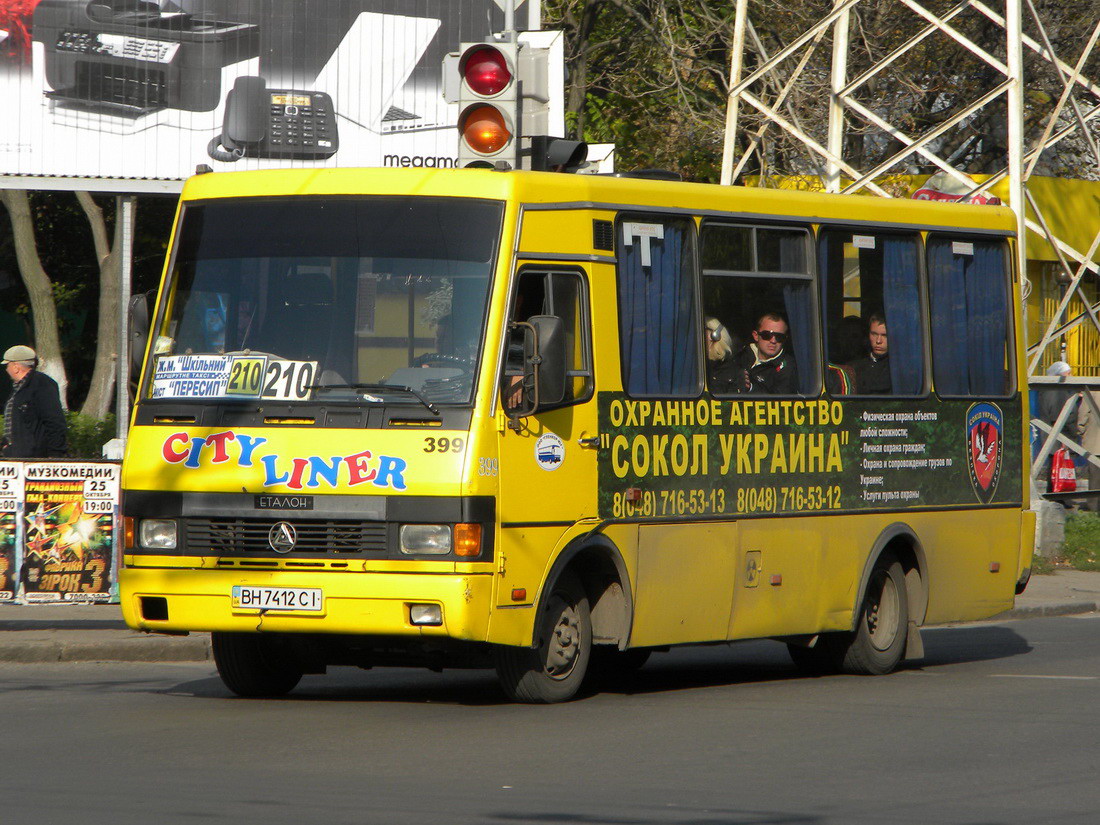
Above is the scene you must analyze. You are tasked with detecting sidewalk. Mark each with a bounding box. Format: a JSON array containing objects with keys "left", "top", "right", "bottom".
[{"left": 1, "top": 570, "right": 1098, "bottom": 664}]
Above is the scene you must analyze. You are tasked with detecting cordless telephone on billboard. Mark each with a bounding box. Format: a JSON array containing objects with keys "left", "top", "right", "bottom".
[{"left": 208, "top": 76, "right": 338, "bottom": 162}]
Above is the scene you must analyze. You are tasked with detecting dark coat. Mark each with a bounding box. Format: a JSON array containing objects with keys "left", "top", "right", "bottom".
[
  {"left": 1039, "top": 385, "right": 1079, "bottom": 441},
  {"left": 735, "top": 346, "right": 798, "bottom": 394},
  {"left": 707, "top": 355, "right": 744, "bottom": 395},
  {"left": 849, "top": 353, "right": 892, "bottom": 395},
  {"left": 3, "top": 370, "right": 68, "bottom": 459}
]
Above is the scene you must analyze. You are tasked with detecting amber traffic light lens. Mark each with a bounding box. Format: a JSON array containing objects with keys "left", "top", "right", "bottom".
[
  {"left": 463, "top": 46, "right": 512, "bottom": 95},
  {"left": 460, "top": 105, "right": 512, "bottom": 154}
]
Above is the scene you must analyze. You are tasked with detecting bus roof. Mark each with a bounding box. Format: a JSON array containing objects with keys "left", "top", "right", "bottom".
[{"left": 180, "top": 167, "right": 1018, "bottom": 235}]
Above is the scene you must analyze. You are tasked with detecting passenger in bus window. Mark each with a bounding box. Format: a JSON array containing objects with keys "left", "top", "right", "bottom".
[
  {"left": 849, "top": 313, "right": 891, "bottom": 394},
  {"left": 704, "top": 317, "right": 742, "bottom": 395},
  {"left": 735, "top": 313, "right": 797, "bottom": 394}
]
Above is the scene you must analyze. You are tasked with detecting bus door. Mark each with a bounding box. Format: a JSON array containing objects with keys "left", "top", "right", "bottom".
[{"left": 494, "top": 265, "right": 599, "bottom": 606}]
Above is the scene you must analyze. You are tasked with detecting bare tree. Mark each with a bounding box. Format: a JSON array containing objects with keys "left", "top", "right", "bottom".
[
  {"left": 0, "top": 189, "right": 69, "bottom": 407},
  {"left": 75, "top": 193, "right": 128, "bottom": 420}
]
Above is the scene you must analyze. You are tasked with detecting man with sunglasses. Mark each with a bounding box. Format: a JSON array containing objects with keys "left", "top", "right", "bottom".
[{"left": 735, "top": 313, "right": 798, "bottom": 394}]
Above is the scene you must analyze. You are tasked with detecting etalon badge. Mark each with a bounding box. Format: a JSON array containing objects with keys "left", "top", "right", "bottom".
[
  {"left": 966, "top": 402, "right": 1003, "bottom": 504},
  {"left": 268, "top": 521, "right": 297, "bottom": 553}
]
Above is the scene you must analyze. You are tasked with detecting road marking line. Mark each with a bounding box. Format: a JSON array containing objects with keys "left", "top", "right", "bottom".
[{"left": 991, "top": 674, "right": 1097, "bottom": 680}]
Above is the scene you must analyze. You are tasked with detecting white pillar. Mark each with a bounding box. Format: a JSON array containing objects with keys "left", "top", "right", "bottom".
[
  {"left": 826, "top": 0, "right": 852, "bottom": 193},
  {"left": 720, "top": 0, "right": 750, "bottom": 186},
  {"left": 116, "top": 195, "right": 134, "bottom": 444}
]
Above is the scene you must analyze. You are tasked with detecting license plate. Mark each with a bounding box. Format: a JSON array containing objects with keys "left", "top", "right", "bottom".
[{"left": 231, "top": 586, "right": 323, "bottom": 612}]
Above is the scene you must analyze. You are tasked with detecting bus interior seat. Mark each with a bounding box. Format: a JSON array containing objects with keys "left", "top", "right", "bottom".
[{"left": 268, "top": 272, "right": 335, "bottom": 361}]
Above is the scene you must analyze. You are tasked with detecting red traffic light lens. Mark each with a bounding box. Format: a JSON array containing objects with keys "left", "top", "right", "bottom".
[
  {"left": 463, "top": 46, "right": 512, "bottom": 96},
  {"left": 460, "top": 105, "right": 512, "bottom": 154}
]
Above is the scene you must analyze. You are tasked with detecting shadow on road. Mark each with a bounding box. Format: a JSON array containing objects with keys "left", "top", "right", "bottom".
[
  {"left": 163, "top": 623, "right": 1033, "bottom": 704},
  {"left": 914, "top": 623, "right": 1033, "bottom": 668},
  {"left": 485, "top": 810, "right": 820, "bottom": 825}
]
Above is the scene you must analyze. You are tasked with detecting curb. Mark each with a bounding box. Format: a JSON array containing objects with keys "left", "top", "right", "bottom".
[
  {"left": 0, "top": 634, "right": 211, "bottom": 664},
  {"left": 993, "top": 601, "right": 1100, "bottom": 621}
]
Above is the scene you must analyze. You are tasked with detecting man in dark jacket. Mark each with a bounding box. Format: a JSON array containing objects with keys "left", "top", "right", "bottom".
[
  {"left": 849, "top": 313, "right": 891, "bottom": 395},
  {"left": 735, "top": 313, "right": 798, "bottom": 394},
  {"left": 2, "top": 345, "right": 68, "bottom": 459}
]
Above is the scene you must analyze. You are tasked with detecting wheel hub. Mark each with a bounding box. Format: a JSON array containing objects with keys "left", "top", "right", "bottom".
[
  {"left": 545, "top": 604, "right": 581, "bottom": 679},
  {"left": 865, "top": 571, "right": 900, "bottom": 652}
]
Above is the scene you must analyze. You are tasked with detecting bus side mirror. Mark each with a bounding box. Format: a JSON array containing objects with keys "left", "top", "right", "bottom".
[
  {"left": 128, "top": 292, "right": 150, "bottom": 380},
  {"left": 504, "top": 314, "right": 566, "bottom": 428},
  {"left": 529, "top": 314, "right": 566, "bottom": 406}
]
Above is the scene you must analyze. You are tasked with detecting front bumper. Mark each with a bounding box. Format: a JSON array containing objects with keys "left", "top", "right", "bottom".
[{"left": 120, "top": 564, "right": 494, "bottom": 641}]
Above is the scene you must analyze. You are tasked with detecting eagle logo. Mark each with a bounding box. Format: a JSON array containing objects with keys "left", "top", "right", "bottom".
[{"left": 966, "top": 402, "right": 1003, "bottom": 504}]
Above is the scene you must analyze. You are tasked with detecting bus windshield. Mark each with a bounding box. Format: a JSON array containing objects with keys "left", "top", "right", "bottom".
[{"left": 147, "top": 196, "right": 503, "bottom": 406}]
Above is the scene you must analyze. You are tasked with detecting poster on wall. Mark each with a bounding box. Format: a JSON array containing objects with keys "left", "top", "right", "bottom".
[
  {"left": 0, "top": 0, "right": 540, "bottom": 187},
  {"left": 0, "top": 462, "right": 24, "bottom": 602},
  {"left": 19, "top": 462, "right": 119, "bottom": 603}
]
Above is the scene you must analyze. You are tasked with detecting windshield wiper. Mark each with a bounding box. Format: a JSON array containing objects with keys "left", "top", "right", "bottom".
[{"left": 307, "top": 382, "right": 440, "bottom": 416}]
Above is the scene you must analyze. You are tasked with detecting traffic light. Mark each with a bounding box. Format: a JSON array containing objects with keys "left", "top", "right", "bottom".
[
  {"left": 528, "top": 136, "right": 588, "bottom": 173},
  {"left": 454, "top": 41, "right": 519, "bottom": 168},
  {"left": 445, "top": 38, "right": 584, "bottom": 171}
]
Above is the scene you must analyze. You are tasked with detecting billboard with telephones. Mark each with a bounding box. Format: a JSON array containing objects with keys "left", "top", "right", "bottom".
[{"left": 0, "top": 0, "right": 542, "bottom": 190}]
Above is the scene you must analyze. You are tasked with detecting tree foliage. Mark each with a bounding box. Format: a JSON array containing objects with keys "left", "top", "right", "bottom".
[{"left": 544, "top": 0, "right": 1100, "bottom": 183}]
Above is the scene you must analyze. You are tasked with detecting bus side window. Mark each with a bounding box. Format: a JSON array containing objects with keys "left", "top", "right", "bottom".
[
  {"left": 503, "top": 268, "right": 592, "bottom": 409},
  {"left": 927, "top": 237, "right": 1013, "bottom": 397},
  {"left": 820, "top": 229, "right": 925, "bottom": 396},
  {"left": 700, "top": 222, "right": 818, "bottom": 397},
  {"left": 618, "top": 216, "right": 701, "bottom": 397}
]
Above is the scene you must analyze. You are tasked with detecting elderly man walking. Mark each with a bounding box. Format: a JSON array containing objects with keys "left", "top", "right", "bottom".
[{"left": 1, "top": 345, "right": 67, "bottom": 459}]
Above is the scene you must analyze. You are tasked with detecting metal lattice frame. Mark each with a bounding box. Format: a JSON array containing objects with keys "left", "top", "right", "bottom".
[{"left": 720, "top": 0, "right": 1100, "bottom": 496}]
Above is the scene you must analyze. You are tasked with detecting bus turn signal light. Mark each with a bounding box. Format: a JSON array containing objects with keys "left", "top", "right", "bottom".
[{"left": 454, "top": 523, "right": 482, "bottom": 557}]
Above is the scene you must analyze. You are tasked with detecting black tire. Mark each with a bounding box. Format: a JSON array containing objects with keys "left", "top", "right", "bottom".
[
  {"left": 212, "top": 632, "right": 304, "bottom": 698},
  {"left": 837, "top": 553, "right": 909, "bottom": 675},
  {"left": 495, "top": 573, "right": 592, "bottom": 703}
]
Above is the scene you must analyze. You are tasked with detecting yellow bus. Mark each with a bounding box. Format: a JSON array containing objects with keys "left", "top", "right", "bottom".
[{"left": 120, "top": 166, "right": 1034, "bottom": 702}]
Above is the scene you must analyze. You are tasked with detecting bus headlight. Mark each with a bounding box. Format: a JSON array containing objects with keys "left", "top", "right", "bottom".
[
  {"left": 138, "top": 519, "right": 177, "bottom": 550},
  {"left": 400, "top": 524, "right": 451, "bottom": 555},
  {"left": 409, "top": 604, "right": 443, "bottom": 626}
]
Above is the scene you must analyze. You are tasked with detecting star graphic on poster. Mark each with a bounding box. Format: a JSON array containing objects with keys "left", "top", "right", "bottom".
[
  {"left": 58, "top": 516, "right": 100, "bottom": 556},
  {"left": 26, "top": 533, "right": 50, "bottom": 559}
]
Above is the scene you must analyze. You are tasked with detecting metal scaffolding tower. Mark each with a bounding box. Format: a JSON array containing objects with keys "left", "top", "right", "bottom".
[{"left": 720, "top": 0, "right": 1100, "bottom": 501}]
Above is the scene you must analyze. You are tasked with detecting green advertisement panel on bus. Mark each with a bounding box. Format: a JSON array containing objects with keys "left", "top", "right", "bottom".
[{"left": 596, "top": 393, "right": 1022, "bottom": 520}]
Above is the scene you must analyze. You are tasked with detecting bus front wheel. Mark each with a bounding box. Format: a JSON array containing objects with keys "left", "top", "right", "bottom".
[
  {"left": 495, "top": 573, "right": 592, "bottom": 703},
  {"left": 212, "top": 632, "right": 304, "bottom": 697}
]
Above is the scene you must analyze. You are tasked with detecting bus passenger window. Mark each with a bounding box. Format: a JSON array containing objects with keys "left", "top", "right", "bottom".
[
  {"left": 927, "top": 237, "right": 1013, "bottom": 397},
  {"left": 502, "top": 268, "right": 592, "bottom": 409},
  {"left": 618, "top": 217, "right": 700, "bottom": 397},
  {"left": 820, "top": 230, "right": 924, "bottom": 396},
  {"left": 700, "top": 223, "right": 818, "bottom": 397}
]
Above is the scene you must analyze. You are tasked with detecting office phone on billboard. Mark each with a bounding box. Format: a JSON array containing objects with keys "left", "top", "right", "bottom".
[{"left": 208, "top": 75, "right": 338, "bottom": 161}]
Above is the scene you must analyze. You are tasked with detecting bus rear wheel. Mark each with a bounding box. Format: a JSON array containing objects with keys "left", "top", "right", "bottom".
[
  {"left": 495, "top": 573, "right": 592, "bottom": 703},
  {"left": 838, "top": 553, "right": 909, "bottom": 675},
  {"left": 212, "top": 632, "right": 304, "bottom": 697}
]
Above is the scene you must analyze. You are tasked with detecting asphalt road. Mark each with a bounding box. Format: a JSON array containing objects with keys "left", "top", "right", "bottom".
[{"left": 1, "top": 613, "right": 1098, "bottom": 825}]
